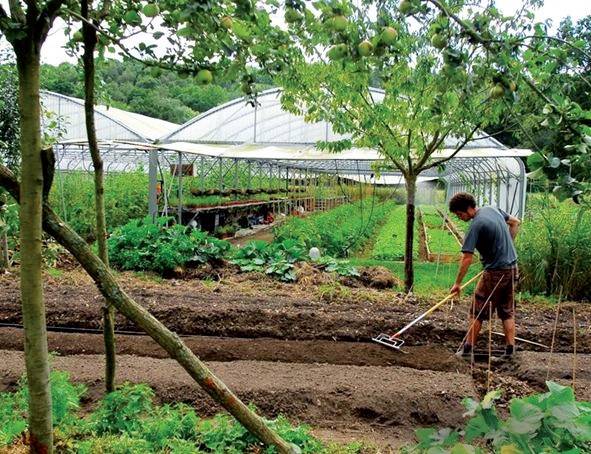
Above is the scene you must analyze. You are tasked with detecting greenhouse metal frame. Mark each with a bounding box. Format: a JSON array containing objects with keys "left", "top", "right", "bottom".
[{"left": 43, "top": 88, "right": 530, "bottom": 222}]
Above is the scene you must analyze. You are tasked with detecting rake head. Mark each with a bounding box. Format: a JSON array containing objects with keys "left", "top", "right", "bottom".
[{"left": 372, "top": 333, "right": 404, "bottom": 350}]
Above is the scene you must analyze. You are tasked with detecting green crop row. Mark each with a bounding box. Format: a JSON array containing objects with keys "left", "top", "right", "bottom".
[
  {"left": 275, "top": 199, "right": 397, "bottom": 257},
  {"left": 420, "top": 206, "right": 460, "bottom": 255},
  {"left": 0, "top": 370, "right": 363, "bottom": 453},
  {"left": 370, "top": 205, "right": 418, "bottom": 261}
]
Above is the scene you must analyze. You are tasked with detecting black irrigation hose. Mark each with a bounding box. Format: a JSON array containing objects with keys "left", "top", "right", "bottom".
[{"left": 0, "top": 322, "right": 150, "bottom": 337}]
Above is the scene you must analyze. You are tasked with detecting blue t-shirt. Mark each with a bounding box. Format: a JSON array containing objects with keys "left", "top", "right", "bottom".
[{"left": 461, "top": 206, "right": 517, "bottom": 270}]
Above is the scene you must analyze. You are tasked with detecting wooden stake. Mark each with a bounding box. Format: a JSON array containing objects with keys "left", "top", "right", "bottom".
[{"left": 573, "top": 307, "right": 577, "bottom": 396}]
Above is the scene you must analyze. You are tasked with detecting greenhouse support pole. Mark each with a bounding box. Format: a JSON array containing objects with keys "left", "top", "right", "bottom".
[
  {"left": 177, "top": 152, "right": 183, "bottom": 224},
  {"left": 200, "top": 156, "right": 205, "bottom": 191},
  {"left": 148, "top": 149, "right": 158, "bottom": 221},
  {"left": 517, "top": 158, "right": 527, "bottom": 219}
]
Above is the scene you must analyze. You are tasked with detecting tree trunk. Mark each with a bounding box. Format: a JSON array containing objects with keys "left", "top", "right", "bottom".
[
  {"left": 15, "top": 44, "right": 53, "bottom": 453},
  {"left": 0, "top": 166, "right": 298, "bottom": 454},
  {"left": 1, "top": 230, "right": 9, "bottom": 269},
  {"left": 404, "top": 174, "right": 417, "bottom": 292},
  {"left": 82, "top": 0, "right": 116, "bottom": 394}
]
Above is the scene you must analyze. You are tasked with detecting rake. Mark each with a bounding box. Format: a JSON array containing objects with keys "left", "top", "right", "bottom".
[{"left": 372, "top": 271, "right": 484, "bottom": 351}]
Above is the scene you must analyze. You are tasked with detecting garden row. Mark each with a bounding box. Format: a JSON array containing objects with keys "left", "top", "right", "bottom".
[
  {"left": 369, "top": 205, "right": 460, "bottom": 261},
  {"left": 0, "top": 370, "right": 357, "bottom": 453},
  {"left": 108, "top": 198, "right": 396, "bottom": 281},
  {"left": 274, "top": 198, "right": 397, "bottom": 257}
]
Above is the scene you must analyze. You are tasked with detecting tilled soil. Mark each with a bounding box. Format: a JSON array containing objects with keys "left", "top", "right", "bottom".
[
  {"left": 0, "top": 327, "right": 468, "bottom": 372},
  {"left": 0, "top": 268, "right": 588, "bottom": 449},
  {"left": 0, "top": 269, "right": 588, "bottom": 353},
  {"left": 0, "top": 349, "right": 476, "bottom": 449}
]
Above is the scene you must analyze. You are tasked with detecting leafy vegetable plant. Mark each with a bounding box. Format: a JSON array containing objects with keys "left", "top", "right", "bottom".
[
  {"left": 108, "top": 216, "right": 230, "bottom": 273},
  {"left": 404, "top": 381, "right": 591, "bottom": 453}
]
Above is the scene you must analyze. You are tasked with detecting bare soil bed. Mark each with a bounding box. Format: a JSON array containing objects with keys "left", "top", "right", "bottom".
[
  {"left": 0, "top": 268, "right": 588, "bottom": 450},
  {"left": 0, "top": 268, "right": 588, "bottom": 352}
]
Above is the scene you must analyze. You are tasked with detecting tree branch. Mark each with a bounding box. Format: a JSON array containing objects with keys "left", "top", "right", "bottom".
[
  {"left": 420, "top": 123, "right": 482, "bottom": 171},
  {"left": 8, "top": 0, "right": 25, "bottom": 24}
]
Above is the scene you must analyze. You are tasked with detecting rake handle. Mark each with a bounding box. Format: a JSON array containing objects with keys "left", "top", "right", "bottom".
[{"left": 392, "top": 271, "right": 484, "bottom": 338}]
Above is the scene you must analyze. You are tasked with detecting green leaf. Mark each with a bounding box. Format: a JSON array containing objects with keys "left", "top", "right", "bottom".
[
  {"left": 527, "top": 152, "right": 546, "bottom": 170},
  {"left": 451, "top": 443, "right": 477, "bottom": 454},
  {"left": 505, "top": 400, "right": 543, "bottom": 435},
  {"left": 482, "top": 390, "right": 502, "bottom": 409}
]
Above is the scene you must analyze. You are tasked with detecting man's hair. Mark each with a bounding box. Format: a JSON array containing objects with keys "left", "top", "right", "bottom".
[{"left": 449, "top": 192, "right": 476, "bottom": 213}]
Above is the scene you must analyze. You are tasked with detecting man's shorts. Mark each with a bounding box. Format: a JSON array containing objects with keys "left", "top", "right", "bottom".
[{"left": 471, "top": 268, "right": 518, "bottom": 321}]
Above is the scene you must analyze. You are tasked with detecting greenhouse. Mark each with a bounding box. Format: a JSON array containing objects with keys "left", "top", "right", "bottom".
[{"left": 44, "top": 87, "right": 530, "bottom": 231}]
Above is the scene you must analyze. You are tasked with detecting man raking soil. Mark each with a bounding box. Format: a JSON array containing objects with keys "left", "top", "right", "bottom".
[{"left": 449, "top": 192, "right": 521, "bottom": 361}]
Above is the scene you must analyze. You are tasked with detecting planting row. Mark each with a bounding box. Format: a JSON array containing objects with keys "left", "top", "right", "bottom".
[
  {"left": 370, "top": 205, "right": 418, "bottom": 261},
  {"left": 275, "top": 199, "right": 397, "bottom": 257},
  {"left": 108, "top": 216, "right": 359, "bottom": 282},
  {"left": 0, "top": 370, "right": 359, "bottom": 453}
]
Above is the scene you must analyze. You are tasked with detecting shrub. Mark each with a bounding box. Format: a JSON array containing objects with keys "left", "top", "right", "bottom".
[{"left": 108, "top": 217, "right": 230, "bottom": 273}]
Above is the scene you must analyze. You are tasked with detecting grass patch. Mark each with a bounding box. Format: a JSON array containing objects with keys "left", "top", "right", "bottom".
[{"left": 349, "top": 258, "right": 480, "bottom": 297}]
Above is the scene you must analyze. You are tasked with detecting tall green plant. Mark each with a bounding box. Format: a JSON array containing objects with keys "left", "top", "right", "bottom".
[{"left": 517, "top": 195, "right": 591, "bottom": 300}]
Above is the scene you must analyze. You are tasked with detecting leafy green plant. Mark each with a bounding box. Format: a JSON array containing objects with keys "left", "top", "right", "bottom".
[
  {"left": 0, "top": 387, "right": 27, "bottom": 446},
  {"left": 91, "top": 383, "right": 155, "bottom": 435},
  {"left": 231, "top": 239, "right": 359, "bottom": 282},
  {"left": 0, "top": 370, "right": 86, "bottom": 446},
  {"left": 371, "top": 205, "right": 419, "bottom": 260},
  {"left": 139, "top": 403, "right": 200, "bottom": 450},
  {"left": 50, "top": 170, "right": 149, "bottom": 240},
  {"left": 231, "top": 238, "right": 307, "bottom": 282},
  {"left": 76, "top": 434, "right": 152, "bottom": 454},
  {"left": 314, "top": 256, "right": 360, "bottom": 277},
  {"left": 108, "top": 217, "right": 230, "bottom": 274},
  {"left": 275, "top": 199, "right": 396, "bottom": 257},
  {"left": 404, "top": 382, "right": 591, "bottom": 453},
  {"left": 517, "top": 194, "right": 591, "bottom": 300}
]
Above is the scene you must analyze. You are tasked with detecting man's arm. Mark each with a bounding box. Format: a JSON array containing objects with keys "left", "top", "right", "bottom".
[
  {"left": 450, "top": 252, "right": 473, "bottom": 295},
  {"left": 506, "top": 215, "right": 521, "bottom": 240}
]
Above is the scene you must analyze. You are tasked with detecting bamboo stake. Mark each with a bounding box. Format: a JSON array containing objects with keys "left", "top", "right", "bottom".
[{"left": 573, "top": 307, "right": 577, "bottom": 396}]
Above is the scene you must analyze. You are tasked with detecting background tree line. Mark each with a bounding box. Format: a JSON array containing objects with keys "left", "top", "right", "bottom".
[{"left": 37, "top": 59, "right": 272, "bottom": 124}]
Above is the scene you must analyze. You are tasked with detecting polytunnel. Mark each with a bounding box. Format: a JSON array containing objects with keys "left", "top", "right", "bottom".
[
  {"left": 157, "top": 87, "right": 530, "bottom": 218},
  {"left": 44, "top": 87, "right": 530, "bottom": 224}
]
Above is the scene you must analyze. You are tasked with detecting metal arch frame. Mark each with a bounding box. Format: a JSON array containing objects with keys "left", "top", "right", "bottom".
[
  {"left": 52, "top": 140, "right": 528, "bottom": 221},
  {"left": 43, "top": 91, "right": 149, "bottom": 143},
  {"left": 160, "top": 87, "right": 388, "bottom": 143}
]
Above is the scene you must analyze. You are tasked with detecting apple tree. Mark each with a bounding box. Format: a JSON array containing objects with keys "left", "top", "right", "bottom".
[{"left": 278, "top": 0, "right": 514, "bottom": 291}]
